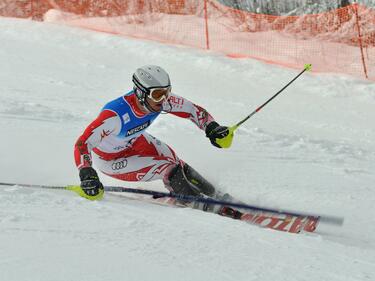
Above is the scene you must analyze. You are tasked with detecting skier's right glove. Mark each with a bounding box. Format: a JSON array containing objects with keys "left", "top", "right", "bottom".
[
  {"left": 205, "top": 121, "right": 230, "bottom": 148},
  {"left": 78, "top": 167, "right": 104, "bottom": 200}
]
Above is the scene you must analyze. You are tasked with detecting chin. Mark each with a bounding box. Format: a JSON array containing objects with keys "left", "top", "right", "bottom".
[{"left": 152, "top": 104, "right": 163, "bottom": 112}]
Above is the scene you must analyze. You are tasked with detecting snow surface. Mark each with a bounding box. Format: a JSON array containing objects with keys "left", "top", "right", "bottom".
[{"left": 0, "top": 17, "right": 375, "bottom": 281}]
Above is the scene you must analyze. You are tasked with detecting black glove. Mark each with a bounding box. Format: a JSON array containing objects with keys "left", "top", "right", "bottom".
[
  {"left": 205, "top": 121, "right": 229, "bottom": 148},
  {"left": 79, "top": 167, "right": 104, "bottom": 197}
]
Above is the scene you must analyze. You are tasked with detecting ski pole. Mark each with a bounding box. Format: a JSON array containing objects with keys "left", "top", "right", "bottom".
[
  {"left": 216, "top": 64, "right": 312, "bottom": 148},
  {"left": 0, "top": 182, "right": 67, "bottom": 190}
]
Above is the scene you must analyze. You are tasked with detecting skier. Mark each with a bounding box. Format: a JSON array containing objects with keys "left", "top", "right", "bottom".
[{"left": 74, "top": 65, "right": 236, "bottom": 214}]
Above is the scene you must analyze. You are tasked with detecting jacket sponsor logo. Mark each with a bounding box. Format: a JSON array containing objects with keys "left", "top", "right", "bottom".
[
  {"left": 169, "top": 96, "right": 184, "bottom": 106},
  {"left": 100, "top": 129, "right": 114, "bottom": 140},
  {"left": 113, "top": 145, "right": 126, "bottom": 151},
  {"left": 122, "top": 113, "right": 130, "bottom": 124},
  {"left": 112, "top": 159, "right": 128, "bottom": 170},
  {"left": 126, "top": 121, "right": 150, "bottom": 136}
]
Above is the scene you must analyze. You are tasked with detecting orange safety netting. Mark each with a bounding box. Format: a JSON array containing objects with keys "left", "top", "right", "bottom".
[{"left": 1, "top": 0, "right": 374, "bottom": 80}]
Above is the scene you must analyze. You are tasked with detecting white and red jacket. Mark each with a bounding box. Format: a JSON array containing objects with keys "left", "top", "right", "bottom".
[{"left": 74, "top": 90, "right": 215, "bottom": 169}]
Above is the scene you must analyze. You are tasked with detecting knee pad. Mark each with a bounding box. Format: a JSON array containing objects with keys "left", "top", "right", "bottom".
[{"left": 167, "top": 163, "right": 216, "bottom": 197}]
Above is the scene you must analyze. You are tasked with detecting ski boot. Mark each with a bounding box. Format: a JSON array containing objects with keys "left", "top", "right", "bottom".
[
  {"left": 166, "top": 163, "right": 243, "bottom": 219},
  {"left": 166, "top": 162, "right": 216, "bottom": 197}
]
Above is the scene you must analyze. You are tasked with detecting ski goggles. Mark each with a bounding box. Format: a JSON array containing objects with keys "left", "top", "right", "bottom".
[{"left": 147, "top": 86, "right": 171, "bottom": 102}]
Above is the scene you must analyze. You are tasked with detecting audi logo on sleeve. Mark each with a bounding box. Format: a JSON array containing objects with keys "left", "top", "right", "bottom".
[{"left": 111, "top": 160, "right": 128, "bottom": 170}]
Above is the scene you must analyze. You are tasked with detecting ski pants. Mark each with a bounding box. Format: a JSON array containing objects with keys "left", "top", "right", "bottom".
[{"left": 92, "top": 133, "right": 181, "bottom": 187}]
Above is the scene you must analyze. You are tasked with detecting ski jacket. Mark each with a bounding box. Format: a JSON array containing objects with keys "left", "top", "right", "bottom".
[{"left": 74, "top": 90, "right": 215, "bottom": 169}]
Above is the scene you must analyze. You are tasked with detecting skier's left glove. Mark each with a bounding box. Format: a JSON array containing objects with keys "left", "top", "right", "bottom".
[
  {"left": 78, "top": 167, "right": 104, "bottom": 200},
  {"left": 205, "top": 121, "right": 229, "bottom": 148}
]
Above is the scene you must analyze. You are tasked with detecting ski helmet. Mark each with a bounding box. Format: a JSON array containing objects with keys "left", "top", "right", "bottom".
[{"left": 132, "top": 65, "right": 171, "bottom": 113}]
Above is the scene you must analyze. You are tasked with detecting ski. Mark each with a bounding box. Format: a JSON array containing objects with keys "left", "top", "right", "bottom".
[
  {"left": 113, "top": 192, "right": 320, "bottom": 234},
  {"left": 0, "top": 182, "right": 343, "bottom": 234}
]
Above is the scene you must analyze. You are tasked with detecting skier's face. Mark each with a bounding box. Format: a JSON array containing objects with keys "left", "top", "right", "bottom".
[
  {"left": 145, "top": 86, "right": 170, "bottom": 112},
  {"left": 146, "top": 96, "right": 164, "bottom": 112}
]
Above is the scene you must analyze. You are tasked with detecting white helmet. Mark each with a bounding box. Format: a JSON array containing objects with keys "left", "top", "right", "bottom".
[{"left": 132, "top": 65, "right": 171, "bottom": 112}]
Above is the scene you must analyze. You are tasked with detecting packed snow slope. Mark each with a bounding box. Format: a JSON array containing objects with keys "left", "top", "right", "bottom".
[{"left": 0, "top": 18, "right": 375, "bottom": 281}]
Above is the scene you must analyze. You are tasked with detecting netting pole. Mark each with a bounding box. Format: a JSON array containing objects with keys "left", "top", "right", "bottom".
[
  {"left": 204, "top": 0, "right": 210, "bottom": 50},
  {"left": 31, "top": 0, "right": 34, "bottom": 19},
  {"left": 353, "top": 3, "right": 368, "bottom": 79}
]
